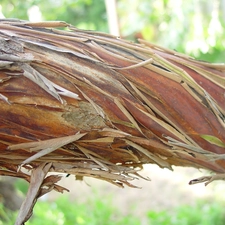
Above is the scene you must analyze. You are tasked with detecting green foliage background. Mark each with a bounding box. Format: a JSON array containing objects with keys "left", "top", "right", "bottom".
[
  {"left": 0, "top": 0, "right": 224, "bottom": 62},
  {"left": 1, "top": 195, "right": 225, "bottom": 225}
]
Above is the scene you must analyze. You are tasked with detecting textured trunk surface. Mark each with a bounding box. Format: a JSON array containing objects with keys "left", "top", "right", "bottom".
[{"left": 0, "top": 19, "right": 225, "bottom": 190}]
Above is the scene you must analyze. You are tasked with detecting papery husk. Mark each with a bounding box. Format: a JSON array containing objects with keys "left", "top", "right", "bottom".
[{"left": 0, "top": 19, "right": 225, "bottom": 191}]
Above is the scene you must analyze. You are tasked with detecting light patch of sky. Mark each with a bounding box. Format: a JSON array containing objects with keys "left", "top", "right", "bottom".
[
  {"left": 207, "top": 1, "right": 222, "bottom": 47},
  {"left": 186, "top": 1, "right": 209, "bottom": 54},
  {"left": 186, "top": 1, "right": 223, "bottom": 55},
  {"left": 168, "top": 0, "right": 184, "bottom": 20},
  {"left": 0, "top": 5, "right": 5, "bottom": 18},
  {"left": 49, "top": 0, "right": 62, "bottom": 7},
  {"left": 28, "top": 5, "right": 42, "bottom": 22}
]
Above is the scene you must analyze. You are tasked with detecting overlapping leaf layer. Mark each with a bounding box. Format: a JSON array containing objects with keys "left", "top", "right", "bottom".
[{"left": 0, "top": 19, "right": 225, "bottom": 188}]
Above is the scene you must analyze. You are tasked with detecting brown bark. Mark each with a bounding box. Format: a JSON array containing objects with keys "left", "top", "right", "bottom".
[{"left": 0, "top": 19, "right": 224, "bottom": 190}]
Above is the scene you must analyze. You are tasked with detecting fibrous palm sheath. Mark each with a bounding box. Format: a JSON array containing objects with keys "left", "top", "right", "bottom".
[{"left": 0, "top": 19, "right": 225, "bottom": 189}]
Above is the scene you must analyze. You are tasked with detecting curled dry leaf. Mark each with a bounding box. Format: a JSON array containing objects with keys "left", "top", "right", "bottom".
[{"left": 15, "top": 163, "right": 52, "bottom": 225}]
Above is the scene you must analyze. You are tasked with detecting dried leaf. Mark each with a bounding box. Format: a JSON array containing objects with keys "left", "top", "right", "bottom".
[
  {"left": 114, "top": 98, "right": 143, "bottom": 134},
  {"left": 9, "top": 133, "right": 87, "bottom": 164},
  {"left": 189, "top": 173, "right": 225, "bottom": 186},
  {"left": 124, "top": 139, "right": 172, "bottom": 170},
  {"left": 15, "top": 163, "right": 52, "bottom": 225}
]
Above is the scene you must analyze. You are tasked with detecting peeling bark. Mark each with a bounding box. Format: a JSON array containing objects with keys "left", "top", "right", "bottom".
[{"left": 0, "top": 19, "right": 224, "bottom": 192}]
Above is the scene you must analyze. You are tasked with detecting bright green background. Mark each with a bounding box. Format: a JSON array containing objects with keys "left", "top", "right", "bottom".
[{"left": 1, "top": 179, "right": 225, "bottom": 225}]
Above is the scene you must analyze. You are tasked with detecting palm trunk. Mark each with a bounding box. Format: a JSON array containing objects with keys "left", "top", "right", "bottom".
[{"left": 0, "top": 19, "right": 225, "bottom": 223}]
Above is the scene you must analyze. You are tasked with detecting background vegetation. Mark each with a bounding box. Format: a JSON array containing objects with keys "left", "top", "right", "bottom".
[
  {"left": 1, "top": 179, "right": 225, "bottom": 225},
  {"left": 2, "top": 199, "right": 225, "bottom": 225}
]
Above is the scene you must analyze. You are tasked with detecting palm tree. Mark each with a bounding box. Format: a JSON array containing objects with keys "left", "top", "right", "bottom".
[{"left": 0, "top": 19, "right": 224, "bottom": 224}]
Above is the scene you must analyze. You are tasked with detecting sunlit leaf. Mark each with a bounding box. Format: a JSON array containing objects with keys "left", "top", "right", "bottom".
[{"left": 201, "top": 135, "right": 225, "bottom": 148}]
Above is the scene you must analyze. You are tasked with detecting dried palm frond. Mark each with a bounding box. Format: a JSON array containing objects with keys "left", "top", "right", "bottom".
[
  {"left": 1, "top": 19, "right": 225, "bottom": 224},
  {"left": 0, "top": 19, "right": 225, "bottom": 191}
]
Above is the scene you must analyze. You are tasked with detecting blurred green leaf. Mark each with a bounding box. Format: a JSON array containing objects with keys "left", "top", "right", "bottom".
[{"left": 201, "top": 135, "right": 225, "bottom": 148}]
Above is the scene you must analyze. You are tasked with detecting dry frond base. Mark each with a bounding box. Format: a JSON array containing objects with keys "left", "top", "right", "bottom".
[{"left": 0, "top": 20, "right": 225, "bottom": 222}]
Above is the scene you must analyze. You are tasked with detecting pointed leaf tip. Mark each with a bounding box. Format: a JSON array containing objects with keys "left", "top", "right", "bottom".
[{"left": 201, "top": 134, "right": 225, "bottom": 148}]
